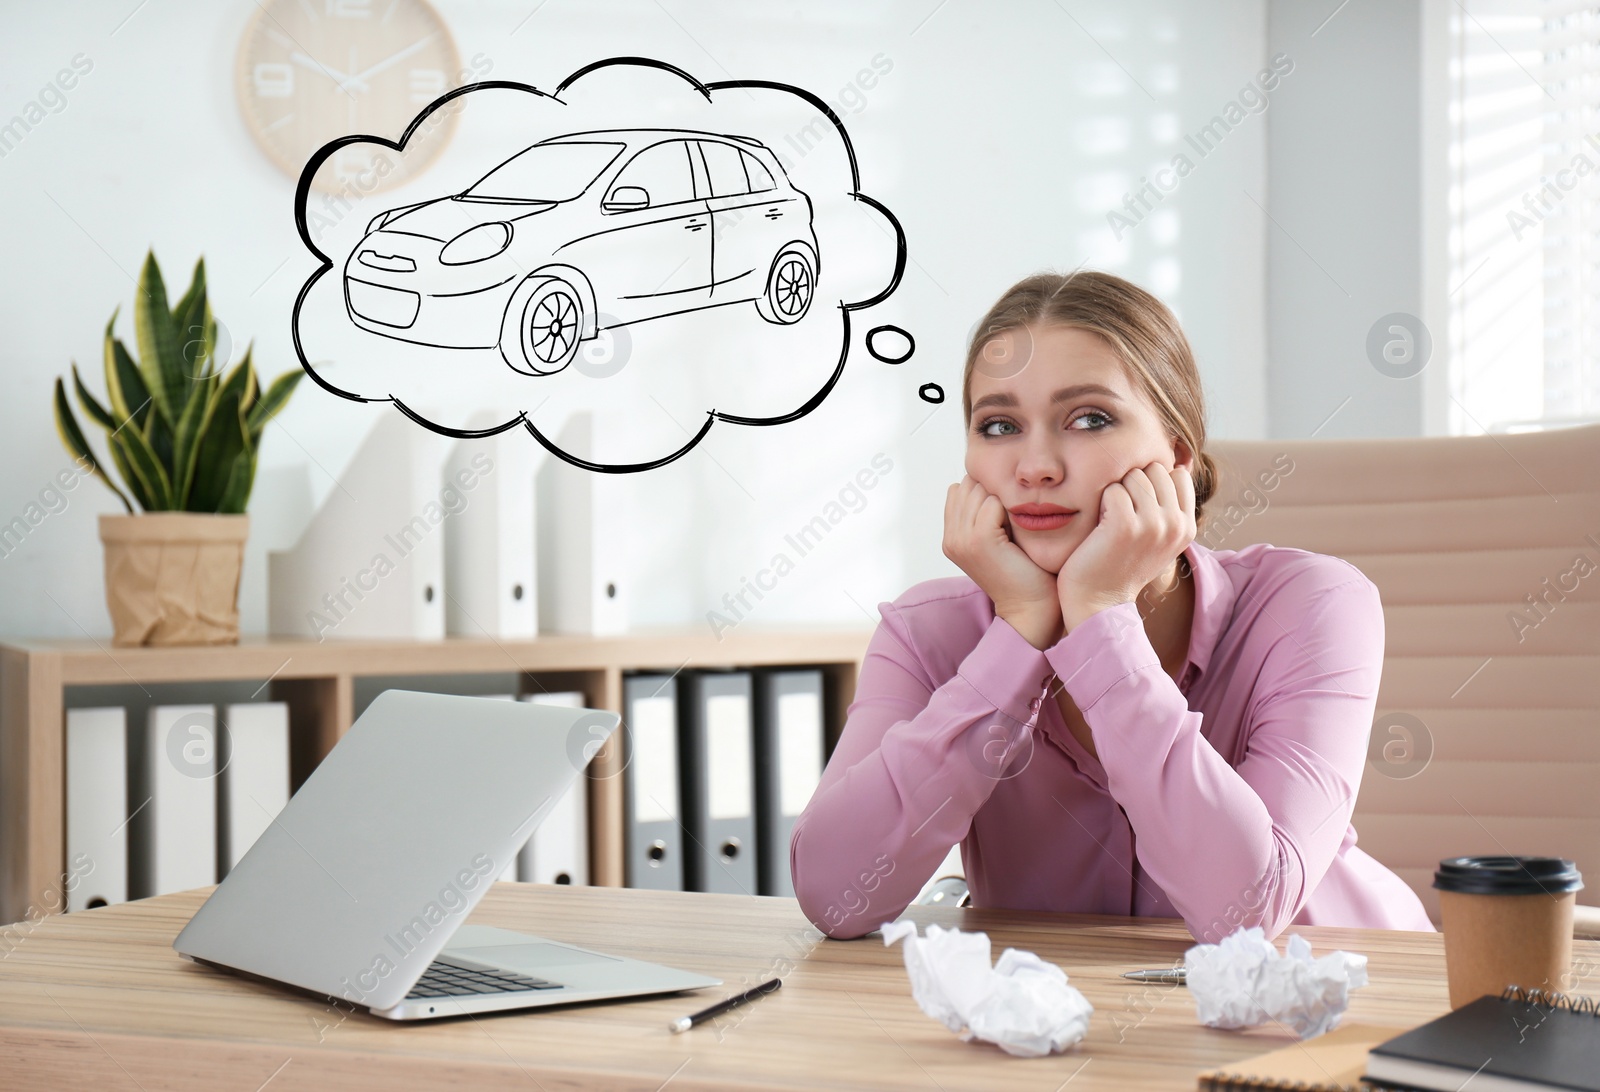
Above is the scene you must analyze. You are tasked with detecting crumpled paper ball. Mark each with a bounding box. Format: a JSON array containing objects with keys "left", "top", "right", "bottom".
[
  {"left": 880, "top": 921, "right": 1093, "bottom": 1057},
  {"left": 1184, "top": 926, "right": 1368, "bottom": 1039}
]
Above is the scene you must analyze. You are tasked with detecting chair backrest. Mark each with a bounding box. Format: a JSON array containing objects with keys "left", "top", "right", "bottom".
[{"left": 1205, "top": 424, "right": 1600, "bottom": 922}]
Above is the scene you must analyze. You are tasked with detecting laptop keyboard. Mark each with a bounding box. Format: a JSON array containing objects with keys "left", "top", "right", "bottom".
[{"left": 404, "top": 957, "right": 564, "bottom": 1000}]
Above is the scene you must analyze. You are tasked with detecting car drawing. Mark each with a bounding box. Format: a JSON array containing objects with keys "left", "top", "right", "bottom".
[{"left": 342, "top": 128, "right": 821, "bottom": 375}]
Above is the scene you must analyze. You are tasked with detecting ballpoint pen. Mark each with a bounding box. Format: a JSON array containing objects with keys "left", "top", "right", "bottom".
[
  {"left": 668, "top": 978, "right": 783, "bottom": 1033},
  {"left": 1121, "top": 968, "right": 1188, "bottom": 985}
]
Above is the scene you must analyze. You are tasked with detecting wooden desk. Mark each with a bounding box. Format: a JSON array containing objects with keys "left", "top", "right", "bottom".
[{"left": 5, "top": 885, "right": 1564, "bottom": 1091}]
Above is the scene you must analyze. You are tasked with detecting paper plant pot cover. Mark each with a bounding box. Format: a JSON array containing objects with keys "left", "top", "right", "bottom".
[{"left": 98, "top": 513, "right": 249, "bottom": 647}]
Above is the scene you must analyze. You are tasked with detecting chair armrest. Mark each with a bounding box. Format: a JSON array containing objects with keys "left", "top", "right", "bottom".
[{"left": 1573, "top": 903, "right": 1600, "bottom": 940}]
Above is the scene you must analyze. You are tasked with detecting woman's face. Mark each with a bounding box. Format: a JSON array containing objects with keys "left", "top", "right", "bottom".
[{"left": 964, "top": 323, "right": 1193, "bottom": 576}]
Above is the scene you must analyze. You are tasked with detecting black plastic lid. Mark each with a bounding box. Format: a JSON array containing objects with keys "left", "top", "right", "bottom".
[{"left": 1434, "top": 856, "right": 1583, "bottom": 896}]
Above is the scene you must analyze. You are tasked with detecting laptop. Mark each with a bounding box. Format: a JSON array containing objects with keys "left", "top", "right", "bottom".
[{"left": 173, "top": 689, "right": 721, "bottom": 1020}]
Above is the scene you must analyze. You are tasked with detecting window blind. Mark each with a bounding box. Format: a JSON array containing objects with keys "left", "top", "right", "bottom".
[{"left": 1449, "top": 0, "right": 1599, "bottom": 434}]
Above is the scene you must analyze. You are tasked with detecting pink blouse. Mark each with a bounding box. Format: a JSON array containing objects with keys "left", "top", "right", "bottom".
[{"left": 790, "top": 539, "right": 1435, "bottom": 941}]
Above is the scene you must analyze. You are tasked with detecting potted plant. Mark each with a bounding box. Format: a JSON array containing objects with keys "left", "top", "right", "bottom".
[{"left": 53, "top": 251, "right": 302, "bottom": 646}]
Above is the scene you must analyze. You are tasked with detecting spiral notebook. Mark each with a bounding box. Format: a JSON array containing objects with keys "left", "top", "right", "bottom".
[
  {"left": 1363, "top": 986, "right": 1600, "bottom": 1091},
  {"left": 1195, "top": 1022, "right": 1394, "bottom": 1091}
]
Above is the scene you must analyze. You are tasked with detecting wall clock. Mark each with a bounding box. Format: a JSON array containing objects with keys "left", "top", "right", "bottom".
[{"left": 236, "top": 0, "right": 463, "bottom": 195}]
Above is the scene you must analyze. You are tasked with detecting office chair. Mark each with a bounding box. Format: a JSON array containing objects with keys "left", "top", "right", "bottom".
[{"left": 1207, "top": 423, "right": 1600, "bottom": 939}]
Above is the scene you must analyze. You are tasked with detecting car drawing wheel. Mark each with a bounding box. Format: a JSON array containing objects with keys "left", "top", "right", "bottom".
[
  {"left": 756, "top": 248, "right": 815, "bottom": 325},
  {"left": 501, "top": 276, "right": 584, "bottom": 375}
]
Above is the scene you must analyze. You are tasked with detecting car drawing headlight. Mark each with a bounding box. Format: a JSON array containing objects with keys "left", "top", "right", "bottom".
[{"left": 439, "top": 222, "right": 512, "bottom": 265}]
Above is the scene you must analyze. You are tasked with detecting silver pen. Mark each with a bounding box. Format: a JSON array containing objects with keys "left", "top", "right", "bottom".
[{"left": 1121, "top": 968, "right": 1187, "bottom": 985}]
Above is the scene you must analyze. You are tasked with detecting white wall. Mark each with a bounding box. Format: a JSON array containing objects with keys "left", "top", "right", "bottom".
[
  {"left": 0, "top": 0, "right": 1272, "bottom": 640},
  {"left": 1264, "top": 0, "right": 1451, "bottom": 439}
]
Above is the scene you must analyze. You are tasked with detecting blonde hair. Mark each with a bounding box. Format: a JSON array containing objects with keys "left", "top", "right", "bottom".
[{"left": 962, "top": 270, "right": 1219, "bottom": 524}]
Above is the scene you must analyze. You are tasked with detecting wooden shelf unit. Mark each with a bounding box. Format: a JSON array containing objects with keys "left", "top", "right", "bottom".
[{"left": 0, "top": 627, "right": 869, "bottom": 925}]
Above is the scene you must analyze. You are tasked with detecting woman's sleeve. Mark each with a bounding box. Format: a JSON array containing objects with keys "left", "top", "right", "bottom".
[
  {"left": 1044, "top": 573, "right": 1385, "bottom": 942},
  {"left": 790, "top": 603, "right": 1054, "bottom": 939}
]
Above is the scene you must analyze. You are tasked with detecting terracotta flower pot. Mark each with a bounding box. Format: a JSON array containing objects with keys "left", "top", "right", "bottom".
[{"left": 98, "top": 513, "right": 249, "bottom": 647}]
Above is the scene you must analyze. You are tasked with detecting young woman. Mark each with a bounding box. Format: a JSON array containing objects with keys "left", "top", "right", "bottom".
[{"left": 790, "top": 270, "right": 1434, "bottom": 942}]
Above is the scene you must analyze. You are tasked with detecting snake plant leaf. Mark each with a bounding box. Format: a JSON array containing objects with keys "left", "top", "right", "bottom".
[
  {"left": 247, "top": 367, "right": 303, "bottom": 444},
  {"left": 93, "top": 393, "right": 156, "bottom": 512},
  {"left": 172, "top": 369, "right": 219, "bottom": 506},
  {"left": 143, "top": 387, "right": 176, "bottom": 477},
  {"left": 98, "top": 321, "right": 159, "bottom": 510},
  {"left": 132, "top": 250, "right": 185, "bottom": 425},
  {"left": 229, "top": 344, "right": 258, "bottom": 420},
  {"left": 184, "top": 349, "right": 254, "bottom": 509},
  {"left": 204, "top": 314, "right": 220, "bottom": 378},
  {"left": 228, "top": 342, "right": 258, "bottom": 422},
  {"left": 54, "top": 377, "right": 133, "bottom": 513},
  {"left": 170, "top": 257, "right": 205, "bottom": 329},
  {"left": 187, "top": 387, "right": 248, "bottom": 513},
  {"left": 216, "top": 406, "right": 256, "bottom": 515},
  {"left": 172, "top": 259, "right": 216, "bottom": 382},
  {"left": 112, "top": 414, "right": 174, "bottom": 510},
  {"left": 103, "top": 310, "right": 152, "bottom": 431},
  {"left": 217, "top": 349, "right": 253, "bottom": 407},
  {"left": 174, "top": 294, "right": 214, "bottom": 387},
  {"left": 71, "top": 363, "right": 118, "bottom": 432},
  {"left": 242, "top": 348, "right": 259, "bottom": 414},
  {"left": 105, "top": 442, "right": 155, "bottom": 511}
]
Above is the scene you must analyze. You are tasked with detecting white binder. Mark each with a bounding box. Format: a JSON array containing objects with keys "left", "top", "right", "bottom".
[
  {"left": 218, "top": 702, "right": 290, "bottom": 876},
  {"left": 140, "top": 704, "right": 218, "bottom": 898},
  {"left": 518, "top": 690, "right": 589, "bottom": 886},
  {"left": 535, "top": 413, "right": 629, "bottom": 635},
  {"left": 268, "top": 413, "right": 446, "bottom": 640},
  {"left": 65, "top": 707, "right": 129, "bottom": 911},
  {"left": 622, "top": 673, "right": 682, "bottom": 890},
  {"left": 680, "top": 671, "right": 757, "bottom": 895},
  {"left": 444, "top": 418, "right": 537, "bottom": 639},
  {"left": 753, "top": 669, "right": 826, "bottom": 897}
]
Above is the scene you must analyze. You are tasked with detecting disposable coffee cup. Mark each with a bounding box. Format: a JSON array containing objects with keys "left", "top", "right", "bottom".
[{"left": 1433, "top": 856, "right": 1583, "bottom": 1009}]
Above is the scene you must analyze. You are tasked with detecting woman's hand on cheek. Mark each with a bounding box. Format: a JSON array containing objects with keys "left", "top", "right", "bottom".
[
  {"left": 943, "top": 475, "right": 1063, "bottom": 649},
  {"left": 1056, "top": 462, "right": 1196, "bottom": 631}
]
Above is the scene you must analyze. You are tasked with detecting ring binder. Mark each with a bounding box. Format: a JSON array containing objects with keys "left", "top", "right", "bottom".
[
  {"left": 1499, "top": 984, "right": 1600, "bottom": 1014},
  {"left": 1364, "top": 983, "right": 1600, "bottom": 1090}
]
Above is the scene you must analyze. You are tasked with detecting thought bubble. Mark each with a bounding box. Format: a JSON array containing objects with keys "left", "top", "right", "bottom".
[
  {"left": 866, "top": 324, "right": 914, "bottom": 364},
  {"left": 292, "top": 58, "right": 907, "bottom": 473}
]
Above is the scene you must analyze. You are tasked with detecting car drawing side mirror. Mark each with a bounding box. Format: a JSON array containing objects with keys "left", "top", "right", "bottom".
[{"left": 601, "top": 185, "right": 650, "bottom": 212}]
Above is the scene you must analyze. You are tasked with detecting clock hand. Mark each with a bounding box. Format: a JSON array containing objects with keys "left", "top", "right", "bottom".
[
  {"left": 339, "top": 34, "right": 438, "bottom": 94},
  {"left": 289, "top": 51, "right": 366, "bottom": 95}
]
